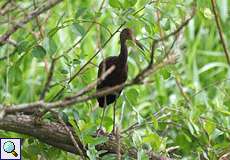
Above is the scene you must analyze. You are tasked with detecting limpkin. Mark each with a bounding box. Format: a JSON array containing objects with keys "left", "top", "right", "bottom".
[{"left": 96, "top": 28, "right": 143, "bottom": 133}]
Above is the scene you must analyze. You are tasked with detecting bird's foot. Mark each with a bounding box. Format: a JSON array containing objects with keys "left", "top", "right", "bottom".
[
  {"left": 108, "top": 128, "right": 116, "bottom": 140},
  {"left": 96, "top": 127, "right": 106, "bottom": 137},
  {"left": 33, "top": 115, "right": 42, "bottom": 126},
  {"left": 32, "top": 110, "right": 44, "bottom": 126}
]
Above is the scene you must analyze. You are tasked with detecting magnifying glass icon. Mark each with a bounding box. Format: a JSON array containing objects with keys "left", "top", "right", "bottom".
[{"left": 3, "top": 141, "right": 18, "bottom": 157}]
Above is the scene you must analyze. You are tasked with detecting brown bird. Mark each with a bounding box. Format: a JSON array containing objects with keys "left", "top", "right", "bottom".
[{"left": 96, "top": 28, "right": 143, "bottom": 133}]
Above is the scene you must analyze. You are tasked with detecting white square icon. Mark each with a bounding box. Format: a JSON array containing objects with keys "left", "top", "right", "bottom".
[{"left": 0, "top": 138, "right": 21, "bottom": 160}]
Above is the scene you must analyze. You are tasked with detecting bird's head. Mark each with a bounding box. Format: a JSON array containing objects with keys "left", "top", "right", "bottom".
[
  {"left": 120, "top": 28, "right": 144, "bottom": 50},
  {"left": 120, "top": 28, "right": 133, "bottom": 40}
]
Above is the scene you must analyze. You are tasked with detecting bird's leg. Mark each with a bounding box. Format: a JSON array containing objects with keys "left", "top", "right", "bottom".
[
  {"left": 112, "top": 99, "right": 117, "bottom": 135},
  {"left": 97, "top": 97, "right": 107, "bottom": 136},
  {"left": 99, "top": 106, "right": 106, "bottom": 130}
]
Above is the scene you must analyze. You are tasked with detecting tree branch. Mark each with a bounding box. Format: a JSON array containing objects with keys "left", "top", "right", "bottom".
[
  {"left": 4, "top": 54, "right": 177, "bottom": 114},
  {"left": 210, "top": 0, "right": 230, "bottom": 65},
  {"left": 40, "top": 58, "right": 57, "bottom": 100},
  {"left": 0, "top": 114, "right": 171, "bottom": 159}
]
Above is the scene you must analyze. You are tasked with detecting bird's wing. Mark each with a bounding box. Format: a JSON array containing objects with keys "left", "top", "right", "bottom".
[{"left": 97, "top": 56, "right": 117, "bottom": 78}]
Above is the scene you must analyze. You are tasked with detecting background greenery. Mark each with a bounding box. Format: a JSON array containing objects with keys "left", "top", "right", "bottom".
[{"left": 0, "top": 0, "right": 229, "bottom": 159}]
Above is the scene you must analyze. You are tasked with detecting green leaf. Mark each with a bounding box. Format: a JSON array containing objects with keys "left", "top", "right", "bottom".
[
  {"left": 73, "top": 58, "right": 81, "bottom": 64},
  {"left": 44, "top": 37, "right": 57, "bottom": 55},
  {"left": 109, "top": 0, "right": 121, "bottom": 8},
  {"left": 73, "top": 109, "right": 80, "bottom": 121},
  {"left": 84, "top": 135, "right": 108, "bottom": 145},
  {"left": 203, "top": 121, "right": 215, "bottom": 136},
  {"left": 203, "top": 8, "right": 213, "bottom": 19},
  {"left": 9, "top": 65, "right": 22, "bottom": 84},
  {"left": 48, "top": 26, "right": 62, "bottom": 37},
  {"left": 132, "top": 131, "right": 142, "bottom": 147},
  {"left": 75, "top": 7, "right": 87, "bottom": 19},
  {"left": 31, "top": 45, "right": 46, "bottom": 59},
  {"left": 217, "top": 109, "right": 230, "bottom": 116},
  {"left": 143, "top": 133, "right": 162, "bottom": 151},
  {"left": 60, "top": 112, "right": 69, "bottom": 124},
  {"left": 151, "top": 115, "right": 158, "bottom": 129},
  {"left": 17, "top": 41, "right": 29, "bottom": 54},
  {"left": 161, "top": 69, "right": 171, "bottom": 80},
  {"left": 124, "top": 0, "right": 137, "bottom": 7},
  {"left": 73, "top": 23, "right": 85, "bottom": 36},
  {"left": 59, "top": 68, "right": 69, "bottom": 74},
  {"left": 86, "top": 144, "right": 98, "bottom": 160},
  {"left": 126, "top": 88, "right": 139, "bottom": 105},
  {"left": 163, "top": 19, "right": 171, "bottom": 30}
]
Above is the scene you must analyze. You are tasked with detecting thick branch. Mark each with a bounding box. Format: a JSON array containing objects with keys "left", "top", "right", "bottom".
[{"left": 0, "top": 114, "right": 170, "bottom": 160}]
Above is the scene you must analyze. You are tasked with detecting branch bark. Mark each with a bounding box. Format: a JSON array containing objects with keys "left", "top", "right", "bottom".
[{"left": 0, "top": 114, "right": 170, "bottom": 160}]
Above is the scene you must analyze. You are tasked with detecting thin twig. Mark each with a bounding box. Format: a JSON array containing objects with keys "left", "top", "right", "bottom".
[
  {"left": 191, "top": 78, "right": 230, "bottom": 97},
  {"left": 156, "top": 3, "right": 167, "bottom": 56},
  {"left": 34, "top": 65, "right": 115, "bottom": 119},
  {"left": 33, "top": 0, "right": 44, "bottom": 39},
  {"left": 40, "top": 58, "right": 57, "bottom": 100},
  {"left": 210, "top": 0, "right": 230, "bottom": 65},
  {"left": 174, "top": 75, "right": 191, "bottom": 106},
  {"left": 51, "top": 24, "right": 125, "bottom": 101},
  {"left": 3, "top": 0, "right": 195, "bottom": 121},
  {"left": 50, "top": 0, "right": 162, "bottom": 101},
  {"left": 56, "top": 111, "right": 87, "bottom": 159},
  {"left": 69, "top": 65, "right": 115, "bottom": 98},
  {"left": 0, "top": 0, "right": 11, "bottom": 10},
  {"left": 63, "top": 23, "right": 94, "bottom": 55},
  {"left": 4, "top": 54, "right": 177, "bottom": 114},
  {"left": 0, "top": 1, "right": 17, "bottom": 16},
  {"left": 62, "top": 0, "right": 106, "bottom": 56},
  {"left": 0, "top": 0, "right": 63, "bottom": 44},
  {"left": 155, "top": 4, "right": 196, "bottom": 43},
  {"left": 2, "top": 3, "right": 195, "bottom": 113}
]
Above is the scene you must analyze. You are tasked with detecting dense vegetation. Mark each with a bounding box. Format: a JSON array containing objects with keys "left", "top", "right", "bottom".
[{"left": 0, "top": 0, "right": 229, "bottom": 159}]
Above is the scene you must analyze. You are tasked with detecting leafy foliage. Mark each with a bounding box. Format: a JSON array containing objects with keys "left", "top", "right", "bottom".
[{"left": 0, "top": 0, "right": 229, "bottom": 159}]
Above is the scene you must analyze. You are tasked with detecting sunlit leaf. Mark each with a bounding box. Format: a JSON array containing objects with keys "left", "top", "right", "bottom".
[
  {"left": 124, "top": 0, "right": 137, "bottom": 7},
  {"left": 203, "top": 120, "right": 215, "bottom": 136},
  {"left": 109, "top": 0, "right": 122, "bottom": 8},
  {"left": 143, "top": 133, "right": 162, "bottom": 151},
  {"left": 203, "top": 8, "right": 213, "bottom": 19},
  {"left": 31, "top": 45, "right": 46, "bottom": 59},
  {"left": 126, "top": 88, "right": 139, "bottom": 105}
]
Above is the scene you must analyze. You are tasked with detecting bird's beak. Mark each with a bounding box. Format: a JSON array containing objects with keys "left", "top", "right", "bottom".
[
  {"left": 133, "top": 38, "right": 144, "bottom": 51},
  {"left": 132, "top": 37, "right": 148, "bottom": 61}
]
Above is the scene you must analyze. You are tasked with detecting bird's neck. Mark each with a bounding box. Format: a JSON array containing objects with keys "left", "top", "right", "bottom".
[{"left": 118, "top": 38, "right": 128, "bottom": 66}]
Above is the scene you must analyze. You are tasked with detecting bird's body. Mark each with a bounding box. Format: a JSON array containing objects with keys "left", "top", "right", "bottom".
[
  {"left": 97, "top": 56, "right": 128, "bottom": 107},
  {"left": 96, "top": 28, "right": 132, "bottom": 108},
  {"left": 96, "top": 28, "right": 143, "bottom": 132}
]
